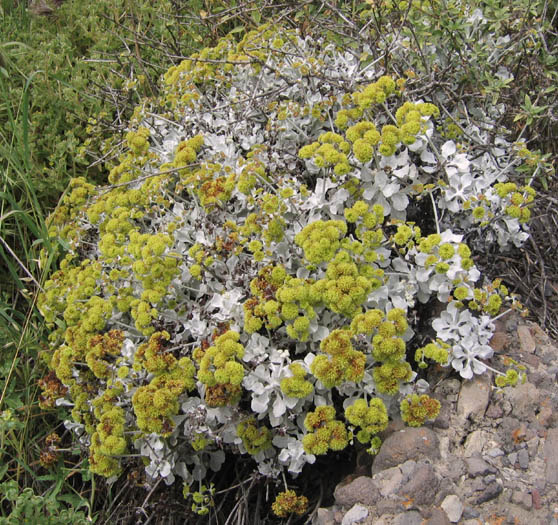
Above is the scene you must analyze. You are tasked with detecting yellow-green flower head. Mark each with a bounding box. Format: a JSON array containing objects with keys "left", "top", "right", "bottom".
[
  {"left": 400, "top": 394, "right": 440, "bottom": 427},
  {"left": 280, "top": 363, "right": 314, "bottom": 398},
  {"left": 372, "top": 334, "right": 406, "bottom": 362},
  {"left": 295, "top": 220, "right": 347, "bottom": 265},
  {"left": 394, "top": 224, "right": 413, "bottom": 246},
  {"left": 272, "top": 490, "right": 308, "bottom": 518},
  {"left": 352, "top": 138, "right": 374, "bottom": 163},
  {"left": 345, "top": 397, "right": 388, "bottom": 442},
  {"left": 373, "top": 361, "right": 413, "bottom": 395},
  {"left": 351, "top": 309, "right": 384, "bottom": 334},
  {"left": 414, "top": 342, "right": 449, "bottom": 366},
  {"left": 346, "top": 121, "right": 377, "bottom": 143},
  {"left": 237, "top": 419, "right": 272, "bottom": 455}
]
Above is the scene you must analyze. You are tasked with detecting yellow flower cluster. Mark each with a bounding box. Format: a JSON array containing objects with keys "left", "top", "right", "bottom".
[
  {"left": 400, "top": 394, "right": 440, "bottom": 427},
  {"left": 418, "top": 233, "right": 475, "bottom": 273},
  {"left": 195, "top": 331, "right": 245, "bottom": 407},
  {"left": 414, "top": 341, "right": 450, "bottom": 368},
  {"left": 344, "top": 398, "right": 388, "bottom": 444},
  {"left": 237, "top": 418, "right": 272, "bottom": 455},
  {"left": 302, "top": 405, "right": 349, "bottom": 455},
  {"left": 126, "top": 126, "right": 151, "bottom": 156},
  {"left": 495, "top": 182, "right": 536, "bottom": 223},
  {"left": 312, "top": 251, "right": 379, "bottom": 318},
  {"left": 280, "top": 363, "right": 314, "bottom": 398},
  {"left": 310, "top": 329, "right": 365, "bottom": 388},
  {"left": 132, "top": 357, "right": 196, "bottom": 435},
  {"left": 351, "top": 308, "right": 413, "bottom": 394},
  {"left": 393, "top": 223, "right": 421, "bottom": 252},
  {"left": 271, "top": 490, "right": 309, "bottom": 518},
  {"left": 86, "top": 330, "right": 125, "bottom": 380},
  {"left": 133, "top": 331, "right": 176, "bottom": 374},
  {"left": 89, "top": 403, "right": 127, "bottom": 477},
  {"left": 243, "top": 265, "right": 287, "bottom": 334},
  {"left": 351, "top": 75, "right": 397, "bottom": 111},
  {"left": 295, "top": 219, "right": 347, "bottom": 266},
  {"left": 298, "top": 131, "right": 352, "bottom": 175}
]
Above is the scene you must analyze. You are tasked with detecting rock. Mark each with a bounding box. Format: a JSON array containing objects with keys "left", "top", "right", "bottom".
[
  {"left": 462, "top": 506, "right": 480, "bottom": 519},
  {"left": 475, "top": 481, "right": 502, "bottom": 504},
  {"left": 372, "top": 427, "right": 440, "bottom": 475},
  {"left": 374, "top": 466, "right": 404, "bottom": 497},
  {"left": 489, "top": 330, "right": 509, "bottom": 352},
  {"left": 424, "top": 507, "right": 451, "bottom": 525},
  {"left": 334, "top": 476, "right": 380, "bottom": 507},
  {"left": 517, "top": 325, "right": 536, "bottom": 353},
  {"left": 485, "top": 402, "right": 503, "bottom": 419},
  {"left": 511, "top": 490, "right": 532, "bottom": 510},
  {"left": 531, "top": 488, "right": 542, "bottom": 509},
  {"left": 392, "top": 510, "right": 423, "bottom": 525},
  {"left": 457, "top": 374, "right": 490, "bottom": 420},
  {"left": 315, "top": 507, "right": 335, "bottom": 525},
  {"left": 440, "top": 494, "right": 463, "bottom": 523},
  {"left": 398, "top": 460, "right": 417, "bottom": 479},
  {"left": 503, "top": 382, "right": 541, "bottom": 422},
  {"left": 398, "top": 462, "right": 439, "bottom": 506},
  {"left": 463, "top": 430, "right": 490, "bottom": 457},
  {"left": 341, "top": 504, "right": 368, "bottom": 525},
  {"left": 517, "top": 448, "right": 529, "bottom": 469},
  {"left": 372, "top": 516, "right": 394, "bottom": 525},
  {"left": 465, "top": 455, "right": 493, "bottom": 477},
  {"left": 486, "top": 447, "right": 504, "bottom": 458},
  {"left": 544, "top": 427, "right": 558, "bottom": 483}
]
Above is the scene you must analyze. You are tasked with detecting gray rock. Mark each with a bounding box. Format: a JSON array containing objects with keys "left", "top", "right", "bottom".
[
  {"left": 511, "top": 490, "right": 532, "bottom": 510},
  {"left": 485, "top": 402, "right": 503, "bottom": 419},
  {"left": 517, "top": 325, "right": 536, "bottom": 353},
  {"left": 424, "top": 508, "right": 451, "bottom": 525},
  {"left": 508, "top": 452, "right": 517, "bottom": 466},
  {"left": 517, "top": 448, "right": 529, "bottom": 469},
  {"left": 504, "top": 382, "right": 540, "bottom": 422},
  {"left": 475, "top": 481, "right": 502, "bottom": 504},
  {"left": 392, "top": 510, "right": 423, "bottom": 525},
  {"left": 457, "top": 374, "right": 491, "bottom": 420},
  {"left": 465, "top": 455, "right": 493, "bottom": 477},
  {"left": 341, "top": 504, "right": 368, "bottom": 525},
  {"left": 399, "top": 460, "right": 417, "bottom": 479},
  {"left": 398, "top": 462, "right": 439, "bottom": 506},
  {"left": 462, "top": 506, "right": 480, "bottom": 519},
  {"left": 374, "top": 466, "right": 404, "bottom": 497},
  {"left": 544, "top": 427, "right": 558, "bottom": 483},
  {"left": 315, "top": 507, "right": 335, "bottom": 525},
  {"left": 334, "top": 476, "right": 380, "bottom": 507},
  {"left": 372, "top": 427, "right": 440, "bottom": 475},
  {"left": 486, "top": 447, "right": 504, "bottom": 457},
  {"left": 440, "top": 494, "right": 463, "bottom": 523},
  {"left": 463, "top": 429, "right": 489, "bottom": 457}
]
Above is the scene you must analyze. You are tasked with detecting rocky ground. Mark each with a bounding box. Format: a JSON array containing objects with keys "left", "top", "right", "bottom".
[{"left": 314, "top": 313, "right": 558, "bottom": 525}]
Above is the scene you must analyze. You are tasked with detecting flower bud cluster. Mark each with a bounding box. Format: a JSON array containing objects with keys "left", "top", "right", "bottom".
[
  {"left": 344, "top": 397, "right": 388, "bottom": 444},
  {"left": 310, "top": 329, "right": 365, "bottom": 388},
  {"left": 302, "top": 405, "right": 349, "bottom": 455},
  {"left": 400, "top": 394, "right": 441, "bottom": 427},
  {"left": 237, "top": 418, "right": 272, "bottom": 455},
  {"left": 194, "top": 331, "right": 245, "bottom": 407}
]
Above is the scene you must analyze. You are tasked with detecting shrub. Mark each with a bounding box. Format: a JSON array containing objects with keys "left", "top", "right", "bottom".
[{"left": 38, "top": 20, "right": 538, "bottom": 498}]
